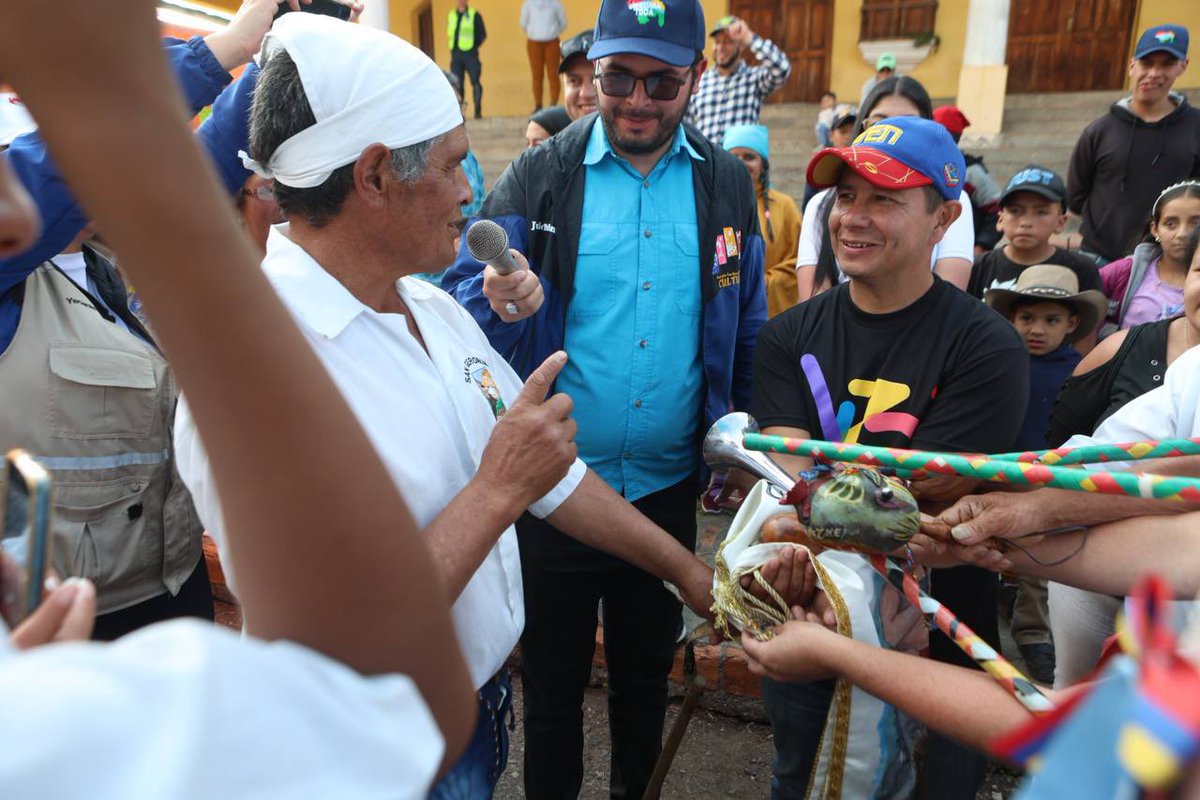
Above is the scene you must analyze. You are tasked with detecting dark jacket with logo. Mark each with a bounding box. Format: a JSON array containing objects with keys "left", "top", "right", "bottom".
[
  {"left": 1068, "top": 93, "right": 1200, "bottom": 262},
  {"left": 443, "top": 114, "right": 767, "bottom": 433}
]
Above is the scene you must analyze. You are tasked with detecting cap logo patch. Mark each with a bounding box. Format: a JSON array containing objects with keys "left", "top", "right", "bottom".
[
  {"left": 943, "top": 163, "right": 960, "bottom": 187},
  {"left": 1154, "top": 29, "right": 1176, "bottom": 44},
  {"left": 855, "top": 124, "right": 904, "bottom": 146},
  {"left": 626, "top": 0, "right": 666, "bottom": 27}
]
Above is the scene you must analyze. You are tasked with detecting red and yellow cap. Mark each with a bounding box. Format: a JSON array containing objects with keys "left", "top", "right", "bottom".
[{"left": 805, "top": 115, "right": 965, "bottom": 201}]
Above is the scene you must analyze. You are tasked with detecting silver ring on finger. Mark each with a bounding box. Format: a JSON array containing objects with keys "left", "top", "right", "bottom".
[{"left": 504, "top": 301, "right": 520, "bottom": 315}]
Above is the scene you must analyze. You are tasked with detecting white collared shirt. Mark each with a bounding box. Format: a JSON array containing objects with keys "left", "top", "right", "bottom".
[{"left": 174, "top": 226, "right": 586, "bottom": 688}]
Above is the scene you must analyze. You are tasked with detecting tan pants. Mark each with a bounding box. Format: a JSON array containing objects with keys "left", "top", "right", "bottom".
[{"left": 526, "top": 39, "right": 561, "bottom": 108}]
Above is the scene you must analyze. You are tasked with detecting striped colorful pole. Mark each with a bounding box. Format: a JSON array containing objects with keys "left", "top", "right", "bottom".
[
  {"left": 871, "top": 555, "right": 1054, "bottom": 714},
  {"left": 742, "top": 433, "right": 1200, "bottom": 502},
  {"left": 989, "top": 437, "right": 1200, "bottom": 466}
]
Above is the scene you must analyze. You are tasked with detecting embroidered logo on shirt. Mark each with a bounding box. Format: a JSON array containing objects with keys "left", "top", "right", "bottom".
[
  {"left": 463, "top": 356, "right": 507, "bottom": 419},
  {"left": 626, "top": 0, "right": 666, "bottom": 27},
  {"left": 531, "top": 221, "right": 557, "bottom": 234}
]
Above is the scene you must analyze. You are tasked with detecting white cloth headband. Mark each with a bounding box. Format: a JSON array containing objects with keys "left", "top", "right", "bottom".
[{"left": 240, "top": 14, "right": 463, "bottom": 189}]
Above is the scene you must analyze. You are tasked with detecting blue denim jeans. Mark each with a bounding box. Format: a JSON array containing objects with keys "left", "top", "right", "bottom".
[
  {"left": 761, "top": 677, "right": 836, "bottom": 800},
  {"left": 427, "top": 672, "right": 514, "bottom": 800}
]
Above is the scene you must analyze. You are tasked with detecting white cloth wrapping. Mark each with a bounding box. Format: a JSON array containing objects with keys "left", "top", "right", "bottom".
[
  {"left": 0, "top": 620, "right": 443, "bottom": 799},
  {"left": 719, "top": 481, "right": 924, "bottom": 798},
  {"left": 240, "top": 13, "right": 463, "bottom": 188}
]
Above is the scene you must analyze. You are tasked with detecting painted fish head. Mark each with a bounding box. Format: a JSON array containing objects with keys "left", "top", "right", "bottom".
[{"left": 806, "top": 465, "right": 919, "bottom": 554}]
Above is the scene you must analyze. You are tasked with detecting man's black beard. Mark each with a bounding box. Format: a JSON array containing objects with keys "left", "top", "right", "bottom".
[
  {"left": 718, "top": 46, "right": 742, "bottom": 70},
  {"left": 599, "top": 101, "right": 688, "bottom": 156}
]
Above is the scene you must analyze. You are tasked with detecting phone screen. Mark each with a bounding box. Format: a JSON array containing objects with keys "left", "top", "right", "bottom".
[
  {"left": 274, "top": 0, "right": 352, "bottom": 22},
  {"left": 1, "top": 454, "right": 49, "bottom": 629}
]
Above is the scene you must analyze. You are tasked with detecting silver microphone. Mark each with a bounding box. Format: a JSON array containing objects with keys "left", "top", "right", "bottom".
[{"left": 466, "top": 219, "right": 521, "bottom": 275}]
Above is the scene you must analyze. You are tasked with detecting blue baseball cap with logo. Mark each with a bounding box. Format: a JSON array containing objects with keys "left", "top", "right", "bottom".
[
  {"left": 1134, "top": 24, "right": 1189, "bottom": 60},
  {"left": 806, "top": 116, "right": 966, "bottom": 201},
  {"left": 587, "top": 0, "right": 706, "bottom": 68}
]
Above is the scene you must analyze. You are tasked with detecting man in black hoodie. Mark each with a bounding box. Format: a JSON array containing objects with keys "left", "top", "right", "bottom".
[{"left": 1068, "top": 24, "right": 1200, "bottom": 263}]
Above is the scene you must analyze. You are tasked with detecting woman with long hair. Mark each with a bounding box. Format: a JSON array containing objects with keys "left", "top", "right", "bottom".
[
  {"left": 1099, "top": 181, "right": 1200, "bottom": 333},
  {"left": 723, "top": 124, "right": 802, "bottom": 318},
  {"left": 795, "top": 76, "right": 976, "bottom": 300}
]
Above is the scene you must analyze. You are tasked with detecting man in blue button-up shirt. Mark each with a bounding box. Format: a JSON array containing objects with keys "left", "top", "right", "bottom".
[{"left": 443, "top": 0, "right": 766, "bottom": 796}]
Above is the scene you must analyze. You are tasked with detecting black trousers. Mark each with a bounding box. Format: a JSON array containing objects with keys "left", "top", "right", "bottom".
[
  {"left": 517, "top": 474, "right": 697, "bottom": 800},
  {"left": 764, "top": 564, "right": 998, "bottom": 800},
  {"left": 450, "top": 49, "right": 483, "bottom": 117},
  {"left": 90, "top": 559, "right": 215, "bottom": 641}
]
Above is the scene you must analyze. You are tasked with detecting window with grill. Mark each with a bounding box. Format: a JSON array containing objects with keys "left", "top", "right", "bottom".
[{"left": 860, "top": 0, "right": 938, "bottom": 41}]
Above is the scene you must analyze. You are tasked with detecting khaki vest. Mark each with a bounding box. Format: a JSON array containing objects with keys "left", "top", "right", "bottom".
[
  {"left": 447, "top": 8, "right": 476, "bottom": 52},
  {"left": 0, "top": 265, "right": 201, "bottom": 614}
]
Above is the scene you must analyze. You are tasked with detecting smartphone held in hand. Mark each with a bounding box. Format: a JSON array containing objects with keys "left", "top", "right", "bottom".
[{"left": 1, "top": 450, "right": 52, "bottom": 629}]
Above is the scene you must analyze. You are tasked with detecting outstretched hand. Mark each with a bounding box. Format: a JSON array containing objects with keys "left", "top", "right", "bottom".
[
  {"left": 933, "top": 491, "right": 1051, "bottom": 546},
  {"left": 741, "top": 609, "right": 840, "bottom": 683},
  {"left": 739, "top": 547, "right": 836, "bottom": 629}
]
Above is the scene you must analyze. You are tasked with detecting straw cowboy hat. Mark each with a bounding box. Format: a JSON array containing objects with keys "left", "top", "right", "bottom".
[{"left": 984, "top": 264, "right": 1108, "bottom": 345}]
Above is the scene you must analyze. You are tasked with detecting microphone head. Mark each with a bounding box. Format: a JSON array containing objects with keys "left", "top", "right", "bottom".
[{"left": 466, "top": 219, "right": 510, "bottom": 263}]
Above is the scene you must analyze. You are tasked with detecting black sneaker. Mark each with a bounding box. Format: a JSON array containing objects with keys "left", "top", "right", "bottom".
[{"left": 1018, "top": 642, "right": 1056, "bottom": 685}]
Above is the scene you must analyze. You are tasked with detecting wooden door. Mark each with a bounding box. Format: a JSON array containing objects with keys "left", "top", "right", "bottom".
[
  {"left": 416, "top": 1, "right": 435, "bottom": 60},
  {"left": 1006, "top": 0, "right": 1137, "bottom": 92},
  {"left": 729, "top": 0, "right": 834, "bottom": 103}
]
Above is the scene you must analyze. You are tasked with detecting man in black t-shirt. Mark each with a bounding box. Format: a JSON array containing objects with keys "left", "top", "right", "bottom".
[
  {"left": 753, "top": 117, "right": 1028, "bottom": 799},
  {"left": 969, "top": 165, "right": 1103, "bottom": 300}
]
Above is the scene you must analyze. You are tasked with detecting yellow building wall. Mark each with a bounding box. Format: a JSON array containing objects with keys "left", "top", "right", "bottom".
[
  {"left": 1134, "top": 0, "right": 1200, "bottom": 90},
  {"left": 828, "top": 0, "right": 967, "bottom": 104},
  {"left": 401, "top": 0, "right": 725, "bottom": 116},
  {"left": 183, "top": 0, "right": 1200, "bottom": 99}
]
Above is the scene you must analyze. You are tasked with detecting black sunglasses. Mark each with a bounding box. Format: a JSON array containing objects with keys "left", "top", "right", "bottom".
[{"left": 594, "top": 71, "right": 690, "bottom": 101}]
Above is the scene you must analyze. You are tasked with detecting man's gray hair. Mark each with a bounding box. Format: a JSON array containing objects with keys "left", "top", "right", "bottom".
[{"left": 248, "top": 49, "right": 441, "bottom": 228}]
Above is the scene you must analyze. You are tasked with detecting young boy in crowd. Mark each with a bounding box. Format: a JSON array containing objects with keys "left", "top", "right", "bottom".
[
  {"left": 969, "top": 165, "right": 1103, "bottom": 303},
  {"left": 983, "top": 264, "right": 1107, "bottom": 683}
]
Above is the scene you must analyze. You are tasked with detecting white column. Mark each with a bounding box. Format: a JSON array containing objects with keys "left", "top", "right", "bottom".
[
  {"left": 956, "top": 0, "right": 1011, "bottom": 139},
  {"left": 359, "top": 0, "right": 389, "bottom": 31},
  {"left": 962, "top": 0, "right": 1010, "bottom": 66}
]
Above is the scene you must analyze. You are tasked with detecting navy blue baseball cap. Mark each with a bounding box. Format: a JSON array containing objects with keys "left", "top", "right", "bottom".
[
  {"left": 1000, "top": 164, "right": 1067, "bottom": 206},
  {"left": 807, "top": 116, "right": 967, "bottom": 201},
  {"left": 1134, "top": 24, "right": 1189, "bottom": 60},
  {"left": 587, "top": 0, "right": 706, "bottom": 68}
]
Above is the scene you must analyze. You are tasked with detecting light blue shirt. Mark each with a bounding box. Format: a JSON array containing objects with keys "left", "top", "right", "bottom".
[{"left": 557, "top": 121, "right": 704, "bottom": 502}]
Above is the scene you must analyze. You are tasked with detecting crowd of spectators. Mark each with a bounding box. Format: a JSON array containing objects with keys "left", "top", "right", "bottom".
[{"left": 2, "top": 1, "right": 1200, "bottom": 799}]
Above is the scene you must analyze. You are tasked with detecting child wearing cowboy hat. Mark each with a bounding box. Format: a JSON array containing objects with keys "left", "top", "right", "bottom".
[{"left": 985, "top": 263, "right": 1108, "bottom": 683}]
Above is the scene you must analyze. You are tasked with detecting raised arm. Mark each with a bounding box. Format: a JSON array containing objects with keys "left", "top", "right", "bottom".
[{"left": 0, "top": 0, "right": 474, "bottom": 764}]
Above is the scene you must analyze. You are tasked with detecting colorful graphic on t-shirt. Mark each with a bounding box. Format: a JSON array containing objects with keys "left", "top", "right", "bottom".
[{"left": 800, "top": 354, "right": 920, "bottom": 443}]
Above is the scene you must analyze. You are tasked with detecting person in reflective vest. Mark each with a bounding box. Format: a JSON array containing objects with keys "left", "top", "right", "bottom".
[{"left": 446, "top": 0, "right": 486, "bottom": 118}]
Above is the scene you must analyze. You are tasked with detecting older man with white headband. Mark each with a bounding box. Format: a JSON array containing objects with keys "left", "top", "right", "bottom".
[{"left": 174, "top": 14, "right": 807, "bottom": 798}]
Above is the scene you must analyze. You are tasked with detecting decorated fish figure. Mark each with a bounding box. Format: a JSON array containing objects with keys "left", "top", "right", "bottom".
[{"left": 775, "top": 464, "right": 919, "bottom": 554}]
